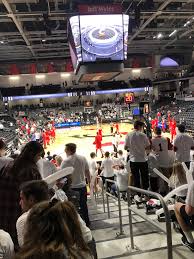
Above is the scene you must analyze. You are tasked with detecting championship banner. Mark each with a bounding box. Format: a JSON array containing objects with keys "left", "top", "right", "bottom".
[{"left": 78, "top": 4, "right": 122, "bottom": 14}]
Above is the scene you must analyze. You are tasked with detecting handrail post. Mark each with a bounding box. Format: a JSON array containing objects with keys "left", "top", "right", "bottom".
[
  {"left": 127, "top": 189, "right": 135, "bottom": 250},
  {"left": 101, "top": 180, "right": 106, "bottom": 213},
  {"left": 116, "top": 185, "right": 125, "bottom": 236},
  {"left": 127, "top": 186, "right": 173, "bottom": 259},
  {"left": 105, "top": 180, "right": 110, "bottom": 218}
]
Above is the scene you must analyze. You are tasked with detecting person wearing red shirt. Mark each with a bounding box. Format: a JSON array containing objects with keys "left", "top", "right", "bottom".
[
  {"left": 45, "top": 130, "right": 50, "bottom": 146},
  {"left": 115, "top": 123, "right": 119, "bottom": 133},
  {"left": 151, "top": 119, "right": 156, "bottom": 130},
  {"left": 155, "top": 117, "right": 158, "bottom": 128},
  {"left": 169, "top": 118, "right": 177, "bottom": 142},
  {"left": 93, "top": 132, "right": 103, "bottom": 158},
  {"left": 98, "top": 128, "right": 102, "bottom": 139},
  {"left": 162, "top": 118, "right": 166, "bottom": 132}
]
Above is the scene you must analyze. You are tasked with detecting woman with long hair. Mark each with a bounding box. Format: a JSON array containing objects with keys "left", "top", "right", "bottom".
[
  {"left": 15, "top": 200, "right": 93, "bottom": 259},
  {"left": 169, "top": 161, "right": 187, "bottom": 199},
  {"left": 0, "top": 141, "right": 44, "bottom": 247}
]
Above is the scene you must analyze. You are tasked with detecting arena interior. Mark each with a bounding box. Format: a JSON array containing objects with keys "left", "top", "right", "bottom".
[{"left": 1, "top": 1, "right": 194, "bottom": 259}]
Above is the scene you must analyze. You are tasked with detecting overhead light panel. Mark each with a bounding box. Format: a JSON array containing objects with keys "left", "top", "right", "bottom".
[
  {"left": 42, "top": 39, "right": 46, "bottom": 42},
  {"left": 169, "top": 30, "right": 177, "bottom": 37},
  {"left": 132, "top": 69, "right": 141, "bottom": 73},
  {"left": 61, "top": 73, "right": 71, "bottom": 78},
  {"left": 157, "top": 33, "right": 163, "bottom": 39},
  {"left": 9, "top": 75, "right": 20, "bottom": 80},
  {"left": 184, "top": 21, "right": 191, "bottom": 27},
  {"left": 35, "top": 74, "right": 45, "bottom": 79},
  {"left": 0, "top": 41, "right": 4, "bottom": 44}
]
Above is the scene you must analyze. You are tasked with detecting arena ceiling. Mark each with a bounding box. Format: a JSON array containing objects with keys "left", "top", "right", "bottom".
[{"left": 0, "top": 0, "right": 193, "bottom": 62}]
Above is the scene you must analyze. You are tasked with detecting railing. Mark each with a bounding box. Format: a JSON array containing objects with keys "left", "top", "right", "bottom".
[
  {"left": 127, "top": 186, "right": 173, "bottom": 259},
  {"left": 105, "top": 179, "right": 125, "bottom": 237}
]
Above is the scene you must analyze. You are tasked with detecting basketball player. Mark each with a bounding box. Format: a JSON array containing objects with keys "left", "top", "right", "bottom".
[
  {"left": 169, "top": 117, "right": 177, "bottom": 142},
  {"left": 93, "top": 132, "right": 103, "bottom": 158}
]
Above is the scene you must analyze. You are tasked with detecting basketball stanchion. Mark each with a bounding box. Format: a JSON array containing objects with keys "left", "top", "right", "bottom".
[
  {"left": 105, "top": 179, "right": 125, "bottom": 238},
  {"left": 127, "top": 186, "right": 173, "bottom": 259}
]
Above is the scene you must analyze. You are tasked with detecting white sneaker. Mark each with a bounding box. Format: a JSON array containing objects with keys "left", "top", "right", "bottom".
[{"left": 134, "top": 195, "right": 142, "bottom": 203}]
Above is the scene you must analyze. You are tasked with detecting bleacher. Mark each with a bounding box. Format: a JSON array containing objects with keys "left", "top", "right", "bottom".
[
  {"left": 30, "top": 84, "right": 61, "bottom": 95},
  {"left": 0, "top": 87, "right": 25, "bottom": 97}
]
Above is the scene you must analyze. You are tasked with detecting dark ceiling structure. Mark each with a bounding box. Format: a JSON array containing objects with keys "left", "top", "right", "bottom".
[{"left": 0, "top": 0, "right": 193, "bottom": 62}]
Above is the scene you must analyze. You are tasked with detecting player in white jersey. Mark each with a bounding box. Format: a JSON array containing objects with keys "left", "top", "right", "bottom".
[{"left": 151, "top": 127, "right": 173, "bottom": 195}]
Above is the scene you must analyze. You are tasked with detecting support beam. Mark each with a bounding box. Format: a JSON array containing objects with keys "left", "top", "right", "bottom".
[{"left": 1, "top": 0, "right": 35, "bottom": 57}]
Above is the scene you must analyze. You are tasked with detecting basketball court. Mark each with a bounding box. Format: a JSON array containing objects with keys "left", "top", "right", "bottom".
[{"left": 45, "top": 122, "right": 133, "bottom": 159}]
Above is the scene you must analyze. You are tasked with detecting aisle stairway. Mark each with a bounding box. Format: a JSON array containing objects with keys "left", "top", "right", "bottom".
[{"left": 88, "top": 195, "right": 192, "bottom": 259}]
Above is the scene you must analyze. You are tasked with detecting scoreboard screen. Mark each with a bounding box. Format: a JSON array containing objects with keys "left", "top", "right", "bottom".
[{"left": 125, "top": 92, "right": 134, "bottom": 103}]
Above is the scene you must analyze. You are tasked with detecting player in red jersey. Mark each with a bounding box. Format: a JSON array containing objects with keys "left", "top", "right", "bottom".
[
  {"left": 169, "top": 118, "right": 177, "bottom": 142},
  {"left": 115, "top": 123, "right": 119, "bottom": 133},
  {"left": 93, "top": 132, "right": 103, "bottom": 158},
  {"left": 98, "top": 127, "right": 102, "bottom": 139},
  {"left": 162, "top": 118, "right": 166, "bottom": 132},
  {"left": 45, "top": 129, "right": 50, "bottom": 146}
]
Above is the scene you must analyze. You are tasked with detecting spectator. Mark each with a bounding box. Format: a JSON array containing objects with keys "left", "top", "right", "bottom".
[
  {"left": 151, "top": 127, "right": 173, "bottom": 195},
  {"left": 46, "top": 151, "right": 52, "bottom": 161},
  {"left": 16, "top": 180, "right": 49, "bottom": 247},
  {"left": 0, "top": 139, "right": 13, "bottom": 170},
  {"left": 0, "top": 229, "right": 14, "bottom": 259},
  {"left": 37, "top": 152, "right": 57, "bottom": 179},
  {"left": 175, "top": 181, "right": 194, "bottom": 251},
  {"left": 89, "top": 152, "right": 97, "bottom": 177},
  {"left": 100, "top": 151, "right": 114, "bottom": 191},
  {"left": 0, "top": 141, "right": 43, "bottom": 246},
  {"left": 169, "top": 162, "right": 187, "bottom": 198},
  {"left": 15, "top": 200, "right": 93, "bottom": 259},
  {"left": 61, "top": 143, "right": 91, "bottom": 227},
  {"left": 173, "top": 124, "right": 194, "bottom": 169},
  {"left": 124, "top": 121, "right": 150, "bottom": 201},
  {"left": 55, "top": 155, "right": 63, "bottom": 168}
]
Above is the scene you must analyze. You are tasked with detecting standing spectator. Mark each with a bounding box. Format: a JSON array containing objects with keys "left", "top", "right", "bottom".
[
  {"left": 151, "top": 127, "right": 173, "bottom": 195},
  {"left": 100, "top": 151, "right": 114, "bottom": 191},
  {"left": 0, "top": 141, "right": 43, "bottom": 246},
  {"left": 174, "top": 124, "right": 194, "bottom": 169},
  {"left": 61, "top": 143, "right": 91, "bottom": 227},
  {"left": 0, "top": 229, "right": 14, "bottom": 259},
  {"left": 89, "top": 152, "right": 97, "bottom": 177},
  {"left": 175, "top": 181, "right": 194, "bottom": 251},
  {"left": 124, "top": 121, "right": 150, "bottom": 201}
]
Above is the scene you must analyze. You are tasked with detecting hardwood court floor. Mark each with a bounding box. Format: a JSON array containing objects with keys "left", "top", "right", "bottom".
[{"left": 45, "top": 122, "right": 133, "bottom": 160}]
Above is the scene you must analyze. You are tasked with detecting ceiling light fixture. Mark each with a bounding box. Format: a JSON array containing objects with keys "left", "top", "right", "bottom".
[
  {"left": 35, "top": 74, "right": 45, "bottom": 79},
  {"left": 169, "top": 30, "right": 177, "bottom": 37},
  {"left": 157, "top": 33, "right": 163, "bottom": 39},
  {"left": 9, "top": 75, "right": 20, "bottom": 80},
  {"left": 132, "top": 69, "right": 141, "bottom": 73},
  {"left": 42, "top": 39, "right": 46, "bottom": 42},
  {"left": 0, "top": 41, "right": 4, "bottom": 44},
  {"left": 61, "top": 73, "right": 71, "bottom": 78}
]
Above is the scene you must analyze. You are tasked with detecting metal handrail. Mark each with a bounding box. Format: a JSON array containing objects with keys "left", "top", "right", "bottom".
[
  {"left": 105, "top": 179, "right": 125, "bottom": 237},
  {"left": 127, "top": 186, "right": 173, "bottom": 259}
]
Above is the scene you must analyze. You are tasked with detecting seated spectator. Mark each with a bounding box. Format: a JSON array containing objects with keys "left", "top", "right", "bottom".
[
  {"left": 169, "top": 162, "right": 187, "bottom": 199},
  {"left": 51, "top": 154, "right": 57, "bottom": 166},
  {"left": 15, "top": 200, "right": 93, "bottom": 259},
  {"left": 0, "top": 229, "right": 14, "bottom": 259},
  {"left": 17, "top": 180, "right": 97, "bottom": 258},
  {"left": 55, "top": 155, "right": 63, "bottom": 168},
  {"left": 0, "top": 139, "right": 13, "bottom": 170},
  {"left": 0, "top": 141, "right": 43, "bottom": 247},
  {"left": 175, "top": 181, "right": 194, "bottom": 251},
  {"left": 46, "top": 151, "right": 52, "bottom": 161}
]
